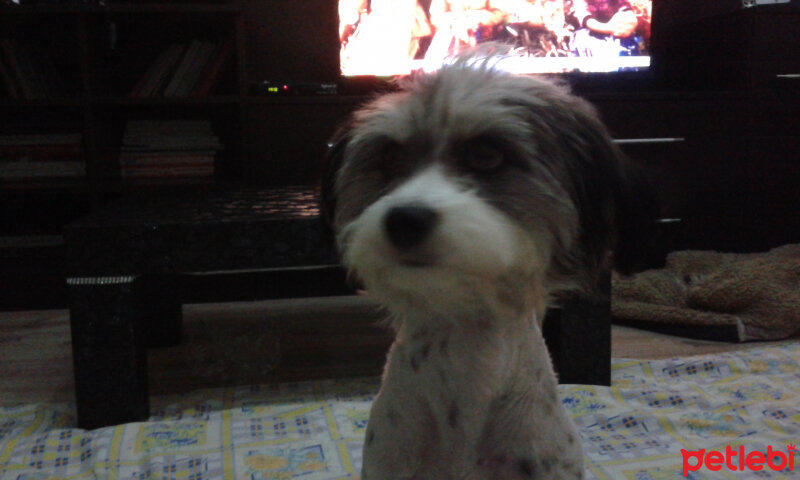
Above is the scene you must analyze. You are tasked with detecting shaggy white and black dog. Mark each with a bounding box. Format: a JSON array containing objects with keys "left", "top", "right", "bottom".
[{"left": 321, "top": 50, "right": 655, "bottom": 480}]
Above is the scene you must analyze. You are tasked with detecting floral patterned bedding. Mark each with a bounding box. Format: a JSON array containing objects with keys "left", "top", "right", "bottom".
[{"left": 2, "top": 342, "right": 798, "bottom": 479}]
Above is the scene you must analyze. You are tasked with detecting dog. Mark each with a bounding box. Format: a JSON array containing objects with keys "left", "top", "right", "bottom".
[{"left": 321, "top": 48, "right": 656, "bottom": 480}]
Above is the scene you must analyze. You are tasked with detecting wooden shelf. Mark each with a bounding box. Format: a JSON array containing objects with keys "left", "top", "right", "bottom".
[
  {"left": 0, "top": 98, "right": 85, "bottom": 108},
  {"left": 0, "top": 176, "right": 237, "bottom": 196},
  {"left": 0, "top": 4, "right": 88, "bottom": 15},
  {"left": 0, "top": 3, "right": 241, "bottom": 16},
  {"left": 0, "top": 234, "right": 64, "bottom": 250},
  {"left": 246, "top": 95, "right": 364, "bottom": 106},
  {"left": 0, "top": 177, "right": 90, "bottom": 194},
  {"left": 95, "top": 176, "right": 238, "bottom": 195},
  {"left": 0, "top": 97, "right": 243, "bottom": 108},
  {"left": 0, "top": 1, "right": 247, "bottom": 210},
  {"left": 90, "top": 95, "right": 242, "bottom": 107},
  {"left": 105, "top": 3, "right": 241, "bottom": 15}
]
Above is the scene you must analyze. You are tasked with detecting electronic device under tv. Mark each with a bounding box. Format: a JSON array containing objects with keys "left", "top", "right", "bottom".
[{"left": 338, "top": 0, "right": 654, "bottom": 79}]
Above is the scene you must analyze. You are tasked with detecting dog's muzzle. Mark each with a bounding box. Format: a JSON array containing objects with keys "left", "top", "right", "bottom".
[{"left": 384, "top": 204, "right": 439, "bottom": 252}]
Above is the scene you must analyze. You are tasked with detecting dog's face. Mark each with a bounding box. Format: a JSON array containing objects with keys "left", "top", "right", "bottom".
[{"left": 322, "top": 56, "right": 655, "bottom": 318}]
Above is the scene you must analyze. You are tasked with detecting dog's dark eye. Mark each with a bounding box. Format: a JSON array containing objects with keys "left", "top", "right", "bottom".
[
  {"left": 463, "top": 142, "right": 504, "bottom": 173},
  {"left": 380, "top": 143, "right": 404, "bottom": 176}
]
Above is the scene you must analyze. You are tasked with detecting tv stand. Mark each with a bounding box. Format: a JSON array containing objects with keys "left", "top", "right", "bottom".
[{"left": 247, "top": 84, "right": 797, "bottom": 258}]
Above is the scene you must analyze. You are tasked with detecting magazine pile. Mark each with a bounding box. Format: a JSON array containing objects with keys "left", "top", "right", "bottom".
[
  {"left": 119, "top": 120, "right": 221, "bottom": 180},
  {"left": 0, "top": 133, "right": 84, "bottom": 181}
]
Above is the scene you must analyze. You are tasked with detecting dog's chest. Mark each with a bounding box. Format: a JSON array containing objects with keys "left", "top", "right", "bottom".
[
  {"left": 383, "top": 327, "right": 522, "bottom": 436},
  {"left": 363, "top": 318, "right": 581, "bottom": 479}
]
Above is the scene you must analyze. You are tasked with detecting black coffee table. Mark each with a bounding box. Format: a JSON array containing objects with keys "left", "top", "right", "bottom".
[{"left": 64, "top": 186, "right": 610, "bottom": 429}]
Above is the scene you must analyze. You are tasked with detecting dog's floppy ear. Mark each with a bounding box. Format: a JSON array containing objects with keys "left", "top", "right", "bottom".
[
  {"left": 561, "top": 107, "right": 660, "bottom": 279},
  {"left": 320, "top": 127, "right": 351, "bottom": 238},
  {"left": 575, "top": 126, "right": 659, "bottom": 276},
  {"left": 609, "top": 158, "right": 661, "bottom": 275}
]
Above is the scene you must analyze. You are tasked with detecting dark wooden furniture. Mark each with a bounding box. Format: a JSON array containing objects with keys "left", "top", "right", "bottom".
[
  {"left": 64, "top": 187, "right": 344, "bottom": 429},
  {"left": 0, "top": 2, "right": 246, "bottom": 188},
  {"left": 651, "top": 4, "right": 800, "bottom": 252},
  {"left": 1, "top": 2, "right": 246, "bottom": 308},
  {"left": 64, "top": 186, "right": 612, "bottom": 429},
  {"left": 4, "top": 2, "right": 799, "bottom": 309}
]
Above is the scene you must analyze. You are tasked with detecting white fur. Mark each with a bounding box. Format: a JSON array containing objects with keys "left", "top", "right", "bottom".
[
  {"left": 325, "top": 54, "right": 603, "bottom": 479},
  {"left": 340, "top": 165, "right": 549, "bottom": 321},
  {"left": 362, "top": 311, "right": 583, "bottom": 480},
  {"left": 339, "top": 167, "right": 584, "bottom": 479}
]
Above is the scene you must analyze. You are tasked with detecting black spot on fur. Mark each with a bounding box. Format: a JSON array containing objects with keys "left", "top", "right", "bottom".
[
  {"left": 517, "top": 458, "right": 536, "bottom": 477},
  {"left": 366, "top": 428, "right": 375, "bottom": 446},
  {"left": 448, "top": 403, "right": 459, "bottom": 428},
  {"left": 560, "top": 458, "right": 580, "bottom": 475},
  {"left": 387, "top": 409, "right": 399, "bottom": 426},
  {"left": 495, "top": 392, "right": 511, "bottom": 404},
  {"left": 410, "top": 354, "right": 421, "bottom": 373},
  {"left": 409, "top": 342, "right": 432, "bottom": 373},
  {"left": 411, "top": 327, "right": 429, "bottom": 340},
  {"left": 439, "top": 339, "right": 449, "bottom": 356},
  {"left": 493, "top": 455, "right": 507, "bottom": 464},
  {"left": 568, "top": 433, "right": 575, "bottom": 445},
  {"left": 421, "top": 342, "right": 431, "bottom": 359},
  {"left": 542, "top": 396, "right": 555, "bottom": 414}
]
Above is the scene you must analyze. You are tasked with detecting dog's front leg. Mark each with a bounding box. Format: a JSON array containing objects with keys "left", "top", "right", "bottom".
[
  {"left": 476, "top": 387, "right": 585, "bottom": 480},
  {"left": 361, "top": 386, "right": 442, "bottom": 480},
  {"left": 362, "top": 337, "right": 456, "bottom": 480}
]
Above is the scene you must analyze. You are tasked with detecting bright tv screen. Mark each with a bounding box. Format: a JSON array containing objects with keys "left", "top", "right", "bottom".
[{"left": 339, "top": 0, "right": 652, "bottom": 76}]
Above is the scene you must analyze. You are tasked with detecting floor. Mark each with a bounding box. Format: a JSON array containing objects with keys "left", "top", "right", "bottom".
[{"left": 0, "top": 296, "right": 787, "bottom": 407}]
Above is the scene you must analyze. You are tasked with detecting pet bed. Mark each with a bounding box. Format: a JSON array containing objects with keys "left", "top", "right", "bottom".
[
  {"left": 2, "top": 342, "right": 799, "bottom": 479},
  {"left": 613, "top": 244, "right": 800, "bottom": 342}
]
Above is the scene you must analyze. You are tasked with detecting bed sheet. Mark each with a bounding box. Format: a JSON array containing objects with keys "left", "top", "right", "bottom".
[{"left": 2, "top": 342, "right": 799, "bottom": 479}]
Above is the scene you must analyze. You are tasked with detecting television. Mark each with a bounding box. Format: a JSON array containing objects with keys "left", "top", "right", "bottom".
[{"left": 338, "top": 0, "right": 653, "bottom": 78}]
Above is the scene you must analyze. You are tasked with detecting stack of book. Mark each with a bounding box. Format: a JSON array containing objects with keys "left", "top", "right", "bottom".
[
  {"left": 0, "top": 39, "right": 65, "bottom": 100},
  {"left": 130, "top": 36, "right": 234, "bottom": 98},
  {"left": 119, "top": 120, "right": 221, "bottom": 179},
  {"left": 0, "top": 132, "right": 84, "bottom": 180}
]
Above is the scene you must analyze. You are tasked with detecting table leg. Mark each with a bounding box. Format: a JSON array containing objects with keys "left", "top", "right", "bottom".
[
  {"left": 68, "top": 276, "right": 149, "bottom": 429},
  {"left": 543, "top": 271, "right": 612, "bottom": 386},
  {"left": 139, "top": 274, "right": 183, "bottom": 348}
]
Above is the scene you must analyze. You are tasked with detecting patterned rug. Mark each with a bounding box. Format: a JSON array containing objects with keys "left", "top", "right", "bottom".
[{"left": 2, "top": 342, "right": 799, "bottom": 479}]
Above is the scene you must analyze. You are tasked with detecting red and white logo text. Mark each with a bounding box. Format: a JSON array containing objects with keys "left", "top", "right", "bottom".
[{"left": 681, "top": 444, "right": 795, "bottom": 476}]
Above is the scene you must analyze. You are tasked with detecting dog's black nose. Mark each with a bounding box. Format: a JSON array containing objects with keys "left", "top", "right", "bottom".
[{"left": 384, "top": 205, "right": 439, "bottom": 250}]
